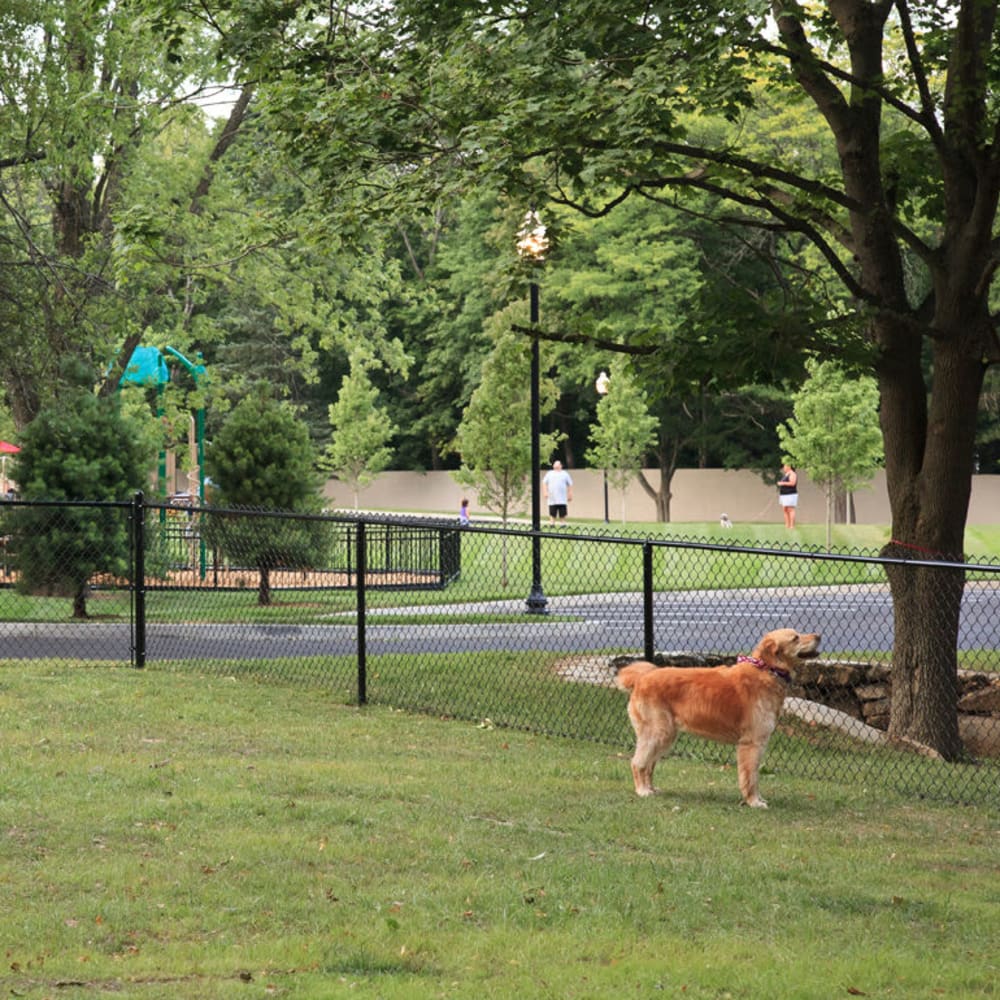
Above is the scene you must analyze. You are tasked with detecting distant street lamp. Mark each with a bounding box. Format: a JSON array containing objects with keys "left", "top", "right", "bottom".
[
  {"left": 517, "top": 210, "right": 549, "bottom": 614},
  {"left": 595, "top": 370, "right": 610, "bottom": 523}
]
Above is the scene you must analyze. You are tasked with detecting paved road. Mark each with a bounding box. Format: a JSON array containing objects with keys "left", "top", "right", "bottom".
[{"left": 3, "top": 584, "right": 998, "bottom": 662}]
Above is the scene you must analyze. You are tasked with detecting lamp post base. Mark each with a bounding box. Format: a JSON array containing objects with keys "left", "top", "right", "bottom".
[{"left": 525, "top": 585, "right": 549, "bottom": 614}]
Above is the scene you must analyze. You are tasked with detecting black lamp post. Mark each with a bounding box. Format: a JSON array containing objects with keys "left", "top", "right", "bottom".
[
  {"left": 517, "top": 211, "right": 549, "bottom": 614},
  {"left": 595, "top": 370, "right": 610, "bottom": 523}
]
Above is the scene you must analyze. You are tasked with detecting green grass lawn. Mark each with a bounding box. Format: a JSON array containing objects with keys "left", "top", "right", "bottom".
[{"left": 1, "top": 664, "right": 996, "bottom": 999}]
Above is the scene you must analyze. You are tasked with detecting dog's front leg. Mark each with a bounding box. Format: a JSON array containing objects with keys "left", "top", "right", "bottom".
[{"left": 736, "top": 741, "right": 767, "bottom": 808}]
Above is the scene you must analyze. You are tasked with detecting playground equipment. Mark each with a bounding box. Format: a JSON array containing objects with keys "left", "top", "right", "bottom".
[
  {"left": 119, "top": 345, "right": 207, "bottom": 502},
  {"left": 120, "top": 345, "right": 208, "bottom": 577}
]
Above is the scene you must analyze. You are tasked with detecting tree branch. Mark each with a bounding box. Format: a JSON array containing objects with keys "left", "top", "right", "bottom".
[
  {"left": 510, "top": 324, "right": 657, "bottom": 356},
  {"left": 0, "top": 150, "right": 45, "bottom": 171},
  {"left": 892, "top": 0, "right": 945, "bottom": 146},
  {"left": 189, "top": 84, "right": 255, "bottom": 214}
]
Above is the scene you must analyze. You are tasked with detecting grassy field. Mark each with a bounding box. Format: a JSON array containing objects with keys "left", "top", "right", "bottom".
[
  {"left": 1, "top": 521, "right": 998, "bottom": 625},
  {"left": 1, "top": 664, "right": 996, "bottom": 999}
]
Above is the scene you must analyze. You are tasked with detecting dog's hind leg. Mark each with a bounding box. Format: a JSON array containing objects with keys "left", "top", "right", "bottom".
[
  {"left": 736, "top": 741, "right": 768, "bottom": 808},
  {"left": 629, "top": 717, "right": 677, "bottom": 797}
]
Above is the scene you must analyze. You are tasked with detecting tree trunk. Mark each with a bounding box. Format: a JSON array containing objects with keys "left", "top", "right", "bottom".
[
  {"left": 258, "top": 565, "right": 272, "bottom": 606},
  {"left": 824, "top": 485, "right": 833, "bottom": 550},
  {"left": 637, "top": 440, "right": 678, "bottom": 522},
  {"left": 884, "top": 557, "right": 964, "bottom": 757},
  {"left": 72, "top": 585, "right": 88, "bottom": 619},
  {"left": 6, "top": 365, "right": 41, "bottom": 431},
  {"left": 637, "top": 469, "right": 671, "bottom": 521},
  {"left": 832, "top": 481, "right": 847, "bottom": 524},
  {"left": 877, "top": 324, "right": 985, "bottom": 760}
]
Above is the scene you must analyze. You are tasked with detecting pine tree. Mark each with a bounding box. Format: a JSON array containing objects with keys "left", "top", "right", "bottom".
[
  {"left": 12, "top": 374, "right": 155, "bottom": 618},
  {"left": 204, "top": 394, "right": 326, "bottom": 605}
]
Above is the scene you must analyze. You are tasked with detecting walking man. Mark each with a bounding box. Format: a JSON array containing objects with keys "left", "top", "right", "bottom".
[{"left": 543, "top": 460, "right": 573, "bottom": 524}]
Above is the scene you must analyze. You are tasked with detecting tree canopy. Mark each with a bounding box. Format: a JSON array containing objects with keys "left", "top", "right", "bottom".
[
  {"left": 4, "top": 1, "right": 1000, "bottom": 753},
  {"left": 222, "top": 0, "right": 1000, "bottom": 756}
]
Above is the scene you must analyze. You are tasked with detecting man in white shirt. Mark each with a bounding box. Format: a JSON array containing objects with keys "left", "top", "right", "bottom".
[{"left": 542, "top": 460, "right": 573, "bottom": 524}]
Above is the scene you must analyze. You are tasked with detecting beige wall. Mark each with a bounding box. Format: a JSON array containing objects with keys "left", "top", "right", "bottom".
[{"left": 322, "top": 468, "right": 1000, "bottom": 525}]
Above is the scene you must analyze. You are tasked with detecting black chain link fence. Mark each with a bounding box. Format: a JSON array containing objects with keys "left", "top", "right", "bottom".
[{"left": 2, "top": 494, "right": 997, "bottom": 805}]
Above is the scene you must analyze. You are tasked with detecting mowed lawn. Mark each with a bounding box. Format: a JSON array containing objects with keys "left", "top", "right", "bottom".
[{"left": 1, "top": 664, "right": 996, "bottom": 999}]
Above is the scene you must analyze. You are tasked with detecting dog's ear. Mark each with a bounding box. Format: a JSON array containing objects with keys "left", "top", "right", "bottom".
[{"left": 757, "top": 636, "right": 778, "bottom": 662}]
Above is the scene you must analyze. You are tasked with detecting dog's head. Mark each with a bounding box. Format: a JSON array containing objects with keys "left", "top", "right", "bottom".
[{"left": 753, "top": 628, "right": 821, "bottom": 671}]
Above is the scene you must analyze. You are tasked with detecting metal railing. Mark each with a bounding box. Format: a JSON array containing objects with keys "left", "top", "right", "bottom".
[{"left": 145, "top": 503, "right": 461, "bottom": 590}]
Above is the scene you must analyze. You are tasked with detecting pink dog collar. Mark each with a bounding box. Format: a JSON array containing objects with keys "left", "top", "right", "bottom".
[{"left": 737, "top": 654, "right": 791, "bottom": 683}]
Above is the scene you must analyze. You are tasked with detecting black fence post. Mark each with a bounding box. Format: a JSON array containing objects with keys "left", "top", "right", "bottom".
[
  {"left": 132, "top": 490, "right": 146, "bottom": 669},
  {"left": 356, "top": 521, "right": 367, "bottom": 705},
  {"left": 643, "top": 541, "right": 654, "bottom": 661},
  {"left": 440, "top": 526, "right": 461, "bottom": 584}
]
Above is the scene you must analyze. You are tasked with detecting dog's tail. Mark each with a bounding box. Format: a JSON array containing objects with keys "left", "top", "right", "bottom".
[{"left": 614, "top": 660, "right": 658, "bottom": 692}]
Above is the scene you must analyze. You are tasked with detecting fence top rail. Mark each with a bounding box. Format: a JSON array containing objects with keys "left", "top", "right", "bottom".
[{"left": 1, "top": 497, "right": 132, "bottom": 510}]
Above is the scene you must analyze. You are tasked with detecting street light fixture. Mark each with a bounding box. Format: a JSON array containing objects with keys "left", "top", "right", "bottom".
[
  {"left": 517, "top": 210, "right": 549, "bottom": 614},
  {"left": 595, "top": 370, "right": 610, "bottom": 523}
]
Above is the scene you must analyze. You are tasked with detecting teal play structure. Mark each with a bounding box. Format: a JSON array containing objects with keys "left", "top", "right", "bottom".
[{"left": 119, "top": 345, "right": 207, "bottom": 502}]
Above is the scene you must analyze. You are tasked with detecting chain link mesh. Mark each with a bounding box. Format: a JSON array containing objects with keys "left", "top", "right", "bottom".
[{"left": 1, "top": 497, "right": 997, "bottom": 804}]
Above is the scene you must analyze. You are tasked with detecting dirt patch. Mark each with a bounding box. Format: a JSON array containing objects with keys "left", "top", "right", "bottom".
[{"left": 552, "top": 655, "right": 618, "bottom": 687}]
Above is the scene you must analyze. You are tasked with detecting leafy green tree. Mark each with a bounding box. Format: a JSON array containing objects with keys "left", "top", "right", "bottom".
[
  {"left": 324, "top": 363, "right": 397, "bottom": 508},
  {"left": 453, "top": 317, "right": 561, "bottom": 586},
  {"left": 778, "top": 360, "right": 884, "bottom": 549},
  {"left": 545, "top": 197, "right": 802, "bottom": 518},
  {"left": 11, "top": 373, "right": 156, "bottom": 618},
  {"left": 586, "top": 363, "right": 658, "bottom": 523},
  {"left": 454, "top": 324, "right": 562, "bottom": 525},
  {"left": 203, "top": 395, "right": 326, "bottom": 606},
  {"left": 375, "top": 193, "right": 523, "bottom": 471},
  {"left": 231, "top": 0, "right": 1000, "bottom": 756},
  {"left": 0, "top": 2, "right": 251, "bottom": 426}
]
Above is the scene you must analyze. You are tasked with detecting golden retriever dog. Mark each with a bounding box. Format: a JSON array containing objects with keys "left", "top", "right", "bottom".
[{"left": 615, "top": 628, "right": 821, "bottom": 807}]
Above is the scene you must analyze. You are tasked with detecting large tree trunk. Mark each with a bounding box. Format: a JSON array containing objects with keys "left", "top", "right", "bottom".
[
  {"left": 883, "top": 559, "right": 964, "bottom": 757},
  {"left": 877, "top": 322, "right": 986, "bottom": 760}
]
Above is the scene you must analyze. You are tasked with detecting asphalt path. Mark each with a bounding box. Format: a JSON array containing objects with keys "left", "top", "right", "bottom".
[{"left": 3, "top": 584, "right": 999, "bottom": 663}]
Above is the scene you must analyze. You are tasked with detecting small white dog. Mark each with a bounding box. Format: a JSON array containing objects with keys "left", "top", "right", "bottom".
[{"left": 720, "top": 513, "right": 733, "bottom": 529}]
